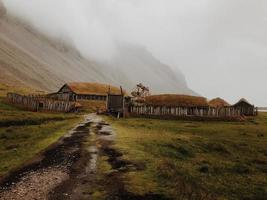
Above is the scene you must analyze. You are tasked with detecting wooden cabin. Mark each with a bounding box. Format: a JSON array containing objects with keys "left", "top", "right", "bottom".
[
  {"left": 209, "top": 98, "right": 230, "bottom": 108},
  {"left": 232, "top": 98, "right": 256, "bottom": 116},
  {"left": 130, "top": 94, "right": 210, "bottom": 116},
  {"left": 145, "top": 94, "right": 209, "bottom": 116},
  {"left": 53, "top": 82, "right": 123, "bottom": 101}
]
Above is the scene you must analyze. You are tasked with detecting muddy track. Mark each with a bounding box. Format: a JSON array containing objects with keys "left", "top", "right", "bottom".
[
  {"left": 0, "top": 114, "right": 171, "bottom": 200},
  {"left": 0, "top": 115, "right": 92, "bottom": 200}
]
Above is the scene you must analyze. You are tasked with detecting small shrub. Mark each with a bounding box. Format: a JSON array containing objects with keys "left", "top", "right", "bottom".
[
  {"left": 177, "top": 146, "right": 194, "bottom": 157},
  {"left": 257, "top": 133, "right": 264, "bottom": 137},
  {"left": 5, "top": 128, "right": 12, "bottom": 133},
  {"left": 256, "top": 165, "right": 267, "bottom": 173},
  {"left": 0, "top": 133, "right": 8, "bottom": 139},
  {"left": 253, "top": 159, "right": 267, "bottom": 173},
  {"left": 5, "top": 144, "right": 19, "bottom": 150},
  {"left": 242, "top": 187, "right": 267, "bottom": 200},
  {"left": 160, "top": 143, "right": 194, "bottom": 159},
  {"left": 156, "top": 159, "right": 177, "bottom": 179},
  {"left": 204, "top": 142, "right": 230, "bottom": 155},
  {"left": 231, "top": 164, "right": 250, "bottom": 174},
  {"left": 252, "top": 158, "right": 267, "bottom": 165},
  {"left": 253, "top": 187, "right": 267, "bottom": 200},
  {"left": 199, "top": 165, "right": 209, "bottom": 173}
]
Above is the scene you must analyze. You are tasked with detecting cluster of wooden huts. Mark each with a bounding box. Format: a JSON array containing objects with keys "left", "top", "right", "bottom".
[
  {"left": 6, "top": 82, "right": 258, "bottom": 120},
  {"left": 129, "top": 95, "right": 257, "bottom": 120},
  {"left": 50, "top": 82, "right": 258, "bottom": 118}
]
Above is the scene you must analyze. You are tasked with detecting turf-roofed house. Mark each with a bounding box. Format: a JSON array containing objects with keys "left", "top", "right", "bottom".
[
  {"left": 53, "top": 82, "right": 123, "bottom": 101},
  {"left": 130, "top": 94, "right": 209, "bottom": 117},
  {"left": 48, "top": 82, "right": 126, "bottom": 113},
  {"left": 129, "top": 94, "right": 245, "bottom": 119}
]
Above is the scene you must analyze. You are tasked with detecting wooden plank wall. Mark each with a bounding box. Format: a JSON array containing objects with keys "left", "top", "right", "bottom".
[
  {"left": 6, "top": 93, "right": 75, "bottom": 112},
  {"left": 130, "top": 105, "right": 241, "bottom": 118},
  {"left": 107, "top": 95, "right": 124, "bottom": 112}
]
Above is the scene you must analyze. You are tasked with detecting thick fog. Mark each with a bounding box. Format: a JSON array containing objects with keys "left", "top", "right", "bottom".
[{"left": 2, "top": 0, "right": 267, "bottom": 106}]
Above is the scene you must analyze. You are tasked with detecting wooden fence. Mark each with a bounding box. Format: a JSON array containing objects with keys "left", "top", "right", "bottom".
[
  {"left": 130, "top": 104, "right": 242, "bottom": 120},
  {"left": 6, "top": 93, "right": 76, "bottom": 112}
]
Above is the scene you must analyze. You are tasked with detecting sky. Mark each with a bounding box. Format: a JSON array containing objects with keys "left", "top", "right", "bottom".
[{"left": 2, "top": 0, "right": 267, "bottom": 106}]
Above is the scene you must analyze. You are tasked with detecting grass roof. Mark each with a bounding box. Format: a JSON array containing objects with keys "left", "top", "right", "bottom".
[
  {"left": 209, "top": 98, "right": 230, "bottom": 108},
  {"left": 144, "top": 94, "right": 209, "bottom": 107},
  {"left": 66, "top": 82, "right": 124, "bottom": 95}
]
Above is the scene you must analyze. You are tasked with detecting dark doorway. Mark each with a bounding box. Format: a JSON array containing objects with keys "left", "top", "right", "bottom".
[{"left": 39, "top": 102, "right": 44, "bottom": 109}]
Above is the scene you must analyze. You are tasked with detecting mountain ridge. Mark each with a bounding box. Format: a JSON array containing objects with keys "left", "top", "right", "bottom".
[{"left": 0, "top": 2, "right": 196, "bottom": 95}]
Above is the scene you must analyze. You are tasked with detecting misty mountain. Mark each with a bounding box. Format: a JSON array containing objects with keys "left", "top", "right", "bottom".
[
  {"left": 103, "top": 42, "right": 192, "bottom": 94},
  {"left": 0, "top": 3, "right": 194, "bottom": 95},
  {"left": 0, "top": 0, "right": 5, "bottom": 17}
]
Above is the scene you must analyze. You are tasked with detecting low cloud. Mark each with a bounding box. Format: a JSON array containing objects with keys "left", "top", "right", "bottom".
[{"left": 2, "top": 0, "right": 267, "bottom": 105}]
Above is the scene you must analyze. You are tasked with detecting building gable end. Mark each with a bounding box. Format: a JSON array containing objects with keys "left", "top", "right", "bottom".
[{"left": 58, "top": 84, "right": 76, "bottom": 94}]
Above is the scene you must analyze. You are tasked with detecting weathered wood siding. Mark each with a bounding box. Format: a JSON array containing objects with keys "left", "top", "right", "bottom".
[
  {"left": 233, "top": 102, "right": 256, "bottom": 116},
  {"left": 7, "top": 93, "right": 76, "bottom": 112},
  {"left": 54, "top": 84, "right": 107, "bottom": 101},
  {"left": 130, "top": 104, "right": 242, "bottom": 119},
  {"left": 107, "top": 94, "right": 124, "bottom": 112}
]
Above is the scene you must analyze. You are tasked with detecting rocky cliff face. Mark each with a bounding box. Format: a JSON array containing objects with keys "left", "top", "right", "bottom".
[{"left": 0, "top": 12, "right": 195, "bottom": 95}]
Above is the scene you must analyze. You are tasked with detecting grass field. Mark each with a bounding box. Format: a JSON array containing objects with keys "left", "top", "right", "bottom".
[
  {"left": 106, "top": 114, "right": 267, "bottom": 200},
  {"left": 0, "top": 96, "right": 82, "bottom": 178}
]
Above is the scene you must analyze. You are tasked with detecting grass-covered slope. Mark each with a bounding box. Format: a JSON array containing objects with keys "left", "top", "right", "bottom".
[{"left": 107, "top": 115, "right": 267, "bottom": 200}]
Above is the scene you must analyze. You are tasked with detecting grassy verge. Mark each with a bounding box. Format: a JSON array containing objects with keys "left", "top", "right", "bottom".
[
  {"left": 0, "top": 97, "right": 82, "bottom": 177},
  {"left": 106, "top": 113, "right": 267, "bottom": 200}
]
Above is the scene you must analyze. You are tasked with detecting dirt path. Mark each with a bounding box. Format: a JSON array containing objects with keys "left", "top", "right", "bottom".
[
  {"left": 0, "top": 114, "right": 170, "bottom": 200},
  {"left": 0, "top": 114, "right": 106, "bottom": 200},
  {"left": 47, "top": 115, "right": 117, "bottom": 200}
]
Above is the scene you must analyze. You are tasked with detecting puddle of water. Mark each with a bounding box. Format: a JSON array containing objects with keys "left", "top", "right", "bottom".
[
  {"left": 87, "top": 146, "right": 98, "bottom": 173},
  {"left": 83, "top": 114, "right": 116, "bottom": 175},
  {"left": 88, "top": 153, "right": 98, "bottom": 173}
]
